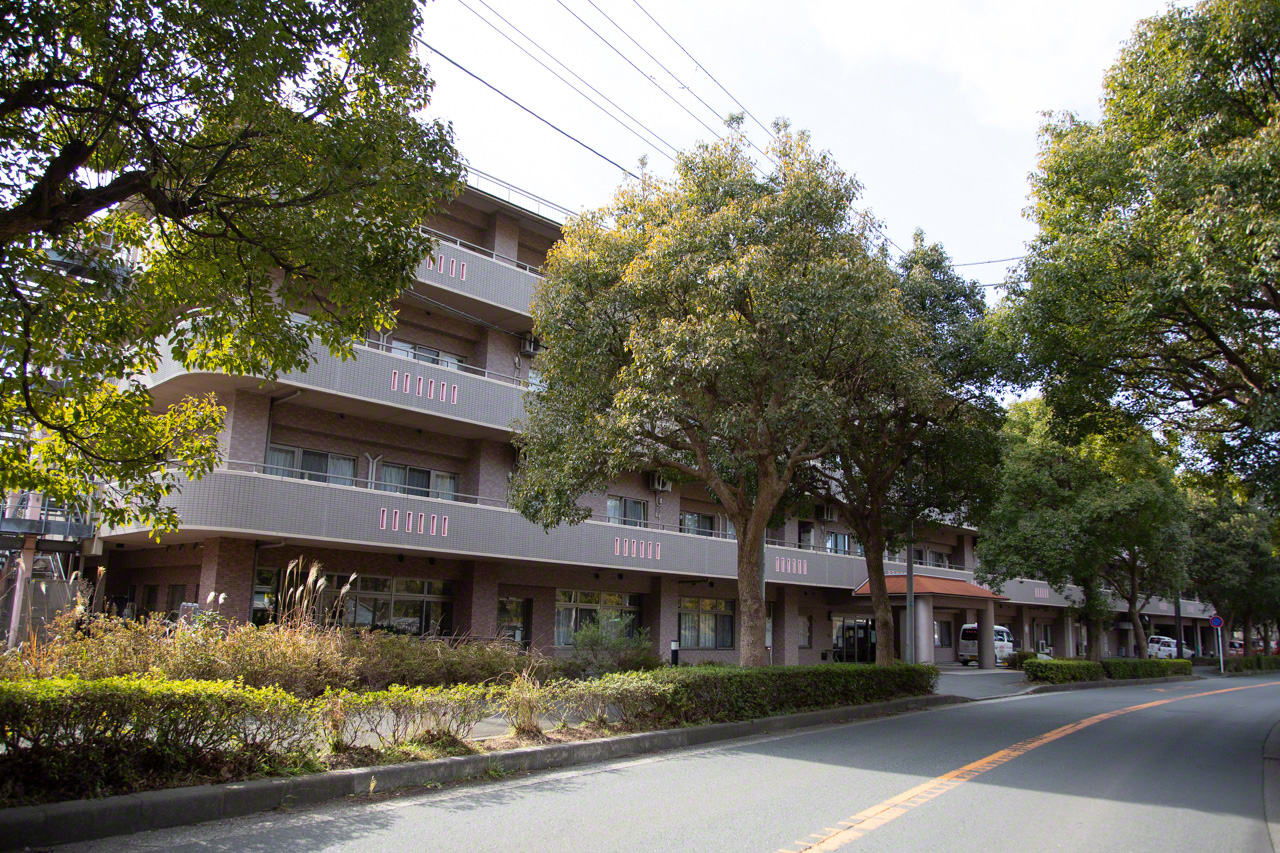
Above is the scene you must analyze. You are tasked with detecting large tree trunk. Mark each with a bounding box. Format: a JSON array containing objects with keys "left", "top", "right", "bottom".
[
  {"left": 1130, "top": 596, "right": 1149, "bottom": 659},
  {"left": 736, "top": 520, "right": 768, "bottom": 667},
  {"left": 1244, "top": 612, "right": 1256, "bottom": 658},
  {"left": 863, "top": 526, "right": 896, "bottom": 666}
]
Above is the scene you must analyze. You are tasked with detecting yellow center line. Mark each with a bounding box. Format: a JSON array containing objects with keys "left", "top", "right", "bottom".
[{"left": 781, "top": 679, "right": 1280, "bottom": 852}]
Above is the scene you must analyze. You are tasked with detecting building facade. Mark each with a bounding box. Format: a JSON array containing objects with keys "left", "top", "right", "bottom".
[{"left": 83, "top": 181, "right": 1218, "bottom": 666}]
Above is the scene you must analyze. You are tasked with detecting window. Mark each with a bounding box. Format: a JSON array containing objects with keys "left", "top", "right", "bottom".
[
  {"left": 934, "top": 621, "right": 953, "bottom": 648},
  {"left": 379, "top": 463, "right": 458, "bottom": 500},
  {"left": 678, "top": 597, "right": 735, "bottom": 650},
  {"left": 554, "top": 590, "right": 641, "bottom": 646},
  {"left": 497, "top": 598, "right": 531, "bottom": 645},
  {"left": 929, "top": 550, "right": 949, "bottom": 569},
  {"left": 266, "top": 444, "right": 355, "bottom": 486},
  {"left": 800, "top": 614, "right": 813, "bottom": 648},
  {"left": 825, "top": 532, "right": 853, "bottom": 555},
  {"left": 251, "top": 568, "right": 278, "bottom": 626},
  {"left": 606, "top": 496, "right": 648, "bottom": 528},
  {"left": 142, "top": 584, "right": 159, "bottom": 615},
  {"left": 390, "top": 338, "right": 466, "bottom": 370},
  {"left": 798, "top": 522, "right": 815, "bottom": 550},
  {"left": 318, "top": 573, "right": 453, "bottom": 636},
  {"left": 680, "top": 511, "right": 716, "bottom": 536},
  {"left": 166, "top": 584, "right": 187, "bottom": 617}
]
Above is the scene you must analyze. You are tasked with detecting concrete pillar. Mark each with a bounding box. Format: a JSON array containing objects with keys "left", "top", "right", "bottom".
[
  {"left": 485, "top": 212, "right": 520, "bottom": 260},
  {"left": 457, "top": 562, "right": 499, "bottom": 639},
  {"left": 772, "top": 585, "right": 801, "bottom": 665},
  {"left": 1012, "top": 605, "right": 1030, "bottom": 653},
  {"left": 978, "top": 600, "right": 996, "bottom": 669},
  {"left": 528, "top": 586, "right": 556, "bottom": 654},
  {"left": 197, "top": 537, "right": 256, "bottom": 622},
  {"left": 223, "top": 390, "right": 271, "bottom": 471},
  {"left": 914, "top": 595, "right": 935, "bottom": 664},
  {"left": 1052, "top": 612, "right": 1074, "bottom": 659},
  {"left": 644, "top": 575, "right": 681, "bottom": 661}
]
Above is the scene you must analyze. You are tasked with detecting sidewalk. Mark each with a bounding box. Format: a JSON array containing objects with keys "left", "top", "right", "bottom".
[{"left": 934, "top": 664, "right": 1029, "bottom": 700}]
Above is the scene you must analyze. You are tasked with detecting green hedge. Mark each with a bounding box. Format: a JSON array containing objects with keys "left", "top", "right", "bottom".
[
  {"left": 1021, "top": 659, "right": 1106, "bottom": 683},
  {"left": 1101, "top": 659, "right": 1192, "bottom": 679},
  {"left": 1224, "top": 656, "right": 1280, "bottom": 673},
  {"left": 1002, "top": 651, "right": 1039, "bottom": 671},
  {"left": 646, "top": 663, "right": 938, "bottom": 724},
  {"left": 0, "top": 677, "right": 320, "bottom": 805}
]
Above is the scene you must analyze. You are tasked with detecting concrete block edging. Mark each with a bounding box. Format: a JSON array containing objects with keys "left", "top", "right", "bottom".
[
  {"left": 0, "top": 693, "right": 965, "bottom": 850},
  {"left": 1023, "top": 674, "right": 1198, "bottom": 695}
]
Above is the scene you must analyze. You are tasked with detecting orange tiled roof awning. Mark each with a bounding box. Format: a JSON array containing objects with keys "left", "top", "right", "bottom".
[{"left": 853, "top": 575, "right": 1008, "bottom": 600}]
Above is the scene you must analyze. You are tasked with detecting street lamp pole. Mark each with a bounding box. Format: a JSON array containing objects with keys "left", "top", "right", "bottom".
[{"left": 905, "top": 519, "right": 915, "bottom": 665}]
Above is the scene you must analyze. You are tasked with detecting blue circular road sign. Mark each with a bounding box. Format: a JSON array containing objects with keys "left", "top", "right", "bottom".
[{"left": 1210, "top": 615, "right": 1224, "bottom": 628}]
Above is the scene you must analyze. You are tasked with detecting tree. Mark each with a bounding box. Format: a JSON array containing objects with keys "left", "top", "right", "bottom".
[
  {"left": 805, "top": 233, "right": 1005, "bottom": 665},
  {"left": 0, "top": 0, "right": 463, "bottom": 530},
  {"left": 1187, "top": 489, "right": 1280, "bottom": 655},
  {"left": 508, "top": 127, "right": 902, "bottom": 666},
  {"left": 976, "top": 400, "right": 1189, "bottom": 660},
  {"left": 1009, "top": 0, "right": 1280, "bottom": 501}
]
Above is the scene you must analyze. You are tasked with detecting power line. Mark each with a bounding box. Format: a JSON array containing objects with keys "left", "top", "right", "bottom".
[
  {"left": 457, "top": 0, "right": 679, "bottom": 162},
  {"left": 581, "top": 0, "right": 773, "bottom": 163},
  {"left": 553, "top": 0, "right": 739, "bottom": 160},
  {"left": 630, "top": 0, "right": 776, "bottom": 143},
  {"left": 414, "top": 36, "right": 639, "bottom": 180},
  {"left": 953, "top": 255, "right": 1024, "bottom": 268}
]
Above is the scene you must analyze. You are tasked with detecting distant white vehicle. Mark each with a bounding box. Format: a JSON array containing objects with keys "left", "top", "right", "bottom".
[
  {"left": 958, "top": 623, "right": 1014, "bottom": 665},
  {"left": 1147, "top": 636, "right": 1193, "bottom": 659}
]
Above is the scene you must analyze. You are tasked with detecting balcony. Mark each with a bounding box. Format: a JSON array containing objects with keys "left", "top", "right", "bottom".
[
  {"left": 145, "top": 338, "right": 528, "bottom": 439},
  {"left": 102, "top": 468, "right": 882, "bottom": 590},
  {"left": 414, "top": 232, "right": 539, "bottom": 328}
]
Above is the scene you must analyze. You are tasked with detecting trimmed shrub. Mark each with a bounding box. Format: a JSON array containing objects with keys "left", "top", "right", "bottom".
[
  {"left": 1101, "top": 659, "right": 1192, "bottom": 679},
  {"left": 1022, "top": 659, "right": 1106, "bottom": 683},
  {"left": 1224, "top": 655, "right": 1280, "bottom": 673},
  {"left": 0, "top": 677, "right": 320, "bottom": 805},
  {"left": 322, "top": 683, "right": 490, "bottom": 750},
  {"left": 550, "top": 619, "right": 664, "bottom": 679},
  {"left": 645, "top": 663, "right": 938, "bottom": 724},
  {"left": 1003, "top": 651, "right": 1038, "bottom": 671}
]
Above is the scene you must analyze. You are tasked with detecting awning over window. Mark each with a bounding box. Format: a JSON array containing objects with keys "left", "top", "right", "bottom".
[{"left": 853, "top": 575, "right": 1008, "bottom": 600}]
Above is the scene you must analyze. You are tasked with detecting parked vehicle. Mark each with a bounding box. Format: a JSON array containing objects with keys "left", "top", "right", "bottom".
[
  {"left": 1147, "top": 636, "right": 1192, "bottom": 659},
  {"left": 957, "top": 624, "right": 1015, "bottom": 665}
]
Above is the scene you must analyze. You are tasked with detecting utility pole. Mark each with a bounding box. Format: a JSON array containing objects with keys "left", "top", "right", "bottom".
[
  {"left": 1174, "top": 594, "right": 1184, "bottom": 660},
  {"left": 905, "top": 519, "right": 915, "bottom": 665}
]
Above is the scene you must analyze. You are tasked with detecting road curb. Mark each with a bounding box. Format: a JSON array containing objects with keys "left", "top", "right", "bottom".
[
  {"left": 1264, "top": 719, "right": 1280, "bottom": 853},
  {"left": 1022, "top": 674, "right": 1199, "bottom": 695},
  {"left": 0, "top": 692, "right": 966, "bottom": 850}
]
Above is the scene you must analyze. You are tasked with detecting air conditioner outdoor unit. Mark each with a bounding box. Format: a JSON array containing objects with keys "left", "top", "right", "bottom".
[
  {"left": 648, "top": 473, "right": 672, "bottom": 492},
  {"left": 518, "top": 334, "right": 543, "bottom": 357},
  {"left": 817, "top": 504, "right": 838, "bottom": 522}
]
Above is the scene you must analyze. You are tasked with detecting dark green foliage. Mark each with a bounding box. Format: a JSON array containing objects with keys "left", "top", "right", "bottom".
[
  {"left": 0, "top": 677, "right": 320, "bottom": 806},
  {"left": 1100, "top": 659, "right": 1192, "bottom": 679},
  {"left": 1021, "top": 659, "right": 1106, "bottom": 683},
  {"left": 1003, "top": 651, "right": 1039, "bottom": 671},
  {"left": 644, "top": 663, "right": 938, "bottom": 724},
  {"left": 1223, "top": 656, "right": 1280, "bottom": 673}
]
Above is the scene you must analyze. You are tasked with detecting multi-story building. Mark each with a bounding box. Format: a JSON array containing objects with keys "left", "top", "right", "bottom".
[{"left": 83, "top": 176, "right": 1219, "bottom": 666}]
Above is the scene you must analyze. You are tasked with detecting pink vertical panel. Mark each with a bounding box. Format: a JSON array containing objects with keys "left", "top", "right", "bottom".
[
  {"left": 379, "top": 508, "right": 387, "bottom": 529},
  {"left": 460, "top": 262, "right": 467, "bottom": 280},
  {"left": 418, "top": 513, "right": 425, "bottom": 534},
  {"left": 654, "top": 543, "right": 661, "bottom": 560},
  {"left": 416, "top": 377, "right": 423, "bottom": 396},
  {"left": 430, "top": 514, "right": 438, "bottom": 536},
  {"left": 391, "top": 370, "right": 399, "bottom": 390},
  {"left": 451, "top": 385, "right": 458, "bottom": 404},
  {"left": 392, "top": 509, "right": 400, "bottom": 531},
  {"left": 631, "top": 539, "right": 637, "bottom": 557},
  {"left": 615, "top": 537, "right": 621, "bottom": 556},
  {"left": 439, "top": 256, "right": 446, "bottom": 273},
  {"left": 775, "top": 557, "right": 781, "bottom": 572},
  {"left": 441, "top": 516, "right": 449, "bottom": 537},
  {"left": 428, "top": 379, "right": 435, "bottom": 399},
  {"left": 646, "top": 541, "right": 652, "bottom": 559},
  {"left": 404, "top": 373, "right": 411, "bottom": 393},
  {"left": 449, "top": 258, "right": 456, "bottom": 277}
]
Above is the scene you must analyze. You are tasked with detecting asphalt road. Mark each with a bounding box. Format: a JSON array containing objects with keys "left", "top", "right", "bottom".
[{"left": 59, "top": 674, "right": 1280, "bottom": 853}]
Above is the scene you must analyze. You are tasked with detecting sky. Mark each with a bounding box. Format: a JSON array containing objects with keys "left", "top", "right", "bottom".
[{"left": 414, "top": 0, "right": 1177, "bottom": 289}]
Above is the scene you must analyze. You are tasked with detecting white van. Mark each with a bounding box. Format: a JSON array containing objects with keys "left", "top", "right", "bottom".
[
  {"left": 1147, "top": 636, "right": 1193, "bottom": 659},
  {"left": 957, "top": 623, "right": 1015, "bottom": 665}
]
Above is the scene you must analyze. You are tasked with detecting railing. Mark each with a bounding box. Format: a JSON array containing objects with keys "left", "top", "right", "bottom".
[
  {"left": 464, "top": 167, "right": 576, "bottom": 226},
  {"left": 359, "top": 340, "right": 531, "bottom": 389},
  {"left": 421, "top": 226, "right": 544, "bottom": 277},
  {"left": 0, "top": 495, "right": 97, "bottom": 540}
]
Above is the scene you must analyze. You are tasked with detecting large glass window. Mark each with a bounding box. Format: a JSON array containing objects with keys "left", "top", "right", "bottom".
[
  {"left": 800, "top": 614, "right": 813, "bottom": 648},
  {"left": 606, "top": 496, "right": 648, "bottom": 528},
  {"left": 554, "top": 589, "right": 641, "bottom": 646},
  {"left": 934, "top": 621, "right": 953, "bottom": 648},
  {"left": 379, "top": 463, "right": 459, "bottom": 499},
  {"left": 266, "top": 444, "right": 354, "bottom": 486},
  {"left": 678, "top": 597, "right": 735, "bottom": 650},
  {"left": 680, "top": 511, "right": 716, "bottom": 536},
  {"left": 825, "top": 532, "right": 853, "bottom": 555},
  {"left": 317, "top": 573, "right": 453, "bottom": 636},
  {"left": 497, "top": 598, "right": 531, "bottom": 645},
  {"left": 390, "top": 338, "right": 466, "bottom": 370}
]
